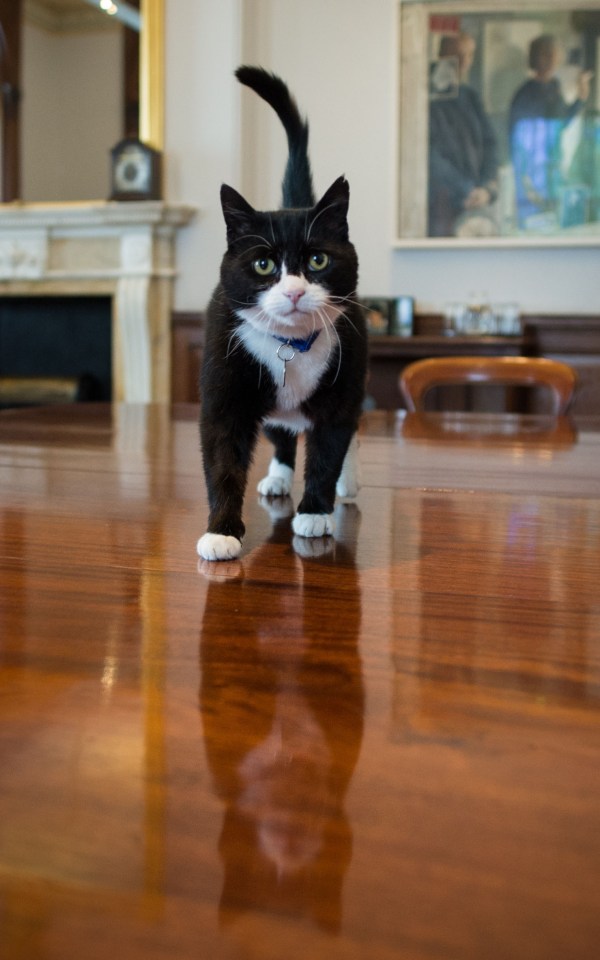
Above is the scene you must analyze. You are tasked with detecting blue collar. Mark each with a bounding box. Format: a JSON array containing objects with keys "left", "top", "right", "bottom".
[{"left": 272, "top": 330, "right": 321, "bottom": 353}]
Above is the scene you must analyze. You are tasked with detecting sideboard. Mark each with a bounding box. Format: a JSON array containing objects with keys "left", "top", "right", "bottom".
[{"left": 172, "top": 312, "right": 600, "bottom": 418}]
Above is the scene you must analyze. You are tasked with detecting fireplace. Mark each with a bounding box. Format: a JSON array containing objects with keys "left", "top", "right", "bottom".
[
  {"left": 0, "top": 296, "right": 111, "bottom": 406},
  {"left": 0, "top": 202, "right": 194, "bottom": 402}
]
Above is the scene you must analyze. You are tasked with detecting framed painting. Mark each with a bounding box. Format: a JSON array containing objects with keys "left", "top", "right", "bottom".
[{"left": 396, "top": 0, "right": 600, "bottom": 245}]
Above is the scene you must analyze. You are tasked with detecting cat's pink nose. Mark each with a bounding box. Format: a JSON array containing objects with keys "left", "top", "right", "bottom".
[{"left": 285, "top": 288, "right": 305, "bottom": 307}]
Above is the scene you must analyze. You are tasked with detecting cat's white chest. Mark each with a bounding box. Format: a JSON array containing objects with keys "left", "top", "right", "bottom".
[
  {"left": 271, "top": 334, "right": 330, "bottom": 406},
  {"left": 236, "top": 322, "right": 335, "bottom": 433}
]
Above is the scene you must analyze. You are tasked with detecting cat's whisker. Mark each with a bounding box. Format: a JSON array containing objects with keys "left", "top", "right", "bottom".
[
  {"left": 241, "top": 243, "right": 276, "bottom": 256},
  {"left": 238, "top": 308, "right": 275, "bottom": 388},
  {"left": 328, "top": 298, "right": 363, "bottom": 337},
  {"left": 225, "top": 330, "right": 243, "bottom": 360},
  {"left": 306, "top": 201, "right": 339, "bottom": 242},
  {"left": 328, "top": 294, "right": 364, "bottom": 310},
  {"left": 228, "top": 297, "right": 257, "bottom": 307},
  {"left": 259, "top": 312, "right": 278, "bottom": 380},
  {"left": 337, "top": 311, "right": 361, "bottom": 338},
  {"left": 230, "top": 232, "right": 272, "bottom": 247},
  {"left": 329, "top": 295, "right": 367, "bottom": 320},
  {"left": 316, "top": 306, "right": 331, "bottom": 349},
  {"left": 316, "top": 306, "right": 343, "bottom": 385}
]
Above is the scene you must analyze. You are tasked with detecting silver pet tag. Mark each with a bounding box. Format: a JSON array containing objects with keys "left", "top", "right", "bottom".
[{"left": 276, "top": 341, "right": 296, "bottom": 387}]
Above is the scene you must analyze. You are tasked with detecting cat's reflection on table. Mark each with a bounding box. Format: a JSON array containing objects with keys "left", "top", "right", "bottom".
[{"left": 199, "top": 503, "right": 364, "bottom": 932}]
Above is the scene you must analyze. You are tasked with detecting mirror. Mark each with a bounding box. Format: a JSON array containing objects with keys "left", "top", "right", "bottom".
[
  {"left": 396, "top": 0, "right": 600, "bottom": 246},
  {"left": 0, "top": 0, "right": 163, "bottom": 202}
]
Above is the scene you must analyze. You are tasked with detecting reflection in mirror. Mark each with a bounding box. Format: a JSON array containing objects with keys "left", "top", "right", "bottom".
[
  {"left": 21, "top": 0, "right": 140, "bottom": 201},
  {"left": 398, "top": 2, "right": 600, "bottom": 243}
]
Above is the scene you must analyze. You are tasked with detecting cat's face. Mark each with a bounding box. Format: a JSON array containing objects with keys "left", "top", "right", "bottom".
[{"left": 219, "top": 177, "right": 358, "bottom": 338}]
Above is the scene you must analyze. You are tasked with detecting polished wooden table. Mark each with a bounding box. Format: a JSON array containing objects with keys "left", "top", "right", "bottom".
[{"left": 1, "top": 405, "right": 599, "bottom": 960}]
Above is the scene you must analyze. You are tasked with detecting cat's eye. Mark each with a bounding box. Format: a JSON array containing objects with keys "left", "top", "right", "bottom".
[
  {"left": 308, "top": 252, "right": 330, "bottom": 272},
  {"left": 252, "top": 257, "right": 277, "bottom": 277}
]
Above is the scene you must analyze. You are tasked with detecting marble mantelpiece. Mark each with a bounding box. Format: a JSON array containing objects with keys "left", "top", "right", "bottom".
[{"left": 0, "top": 202, "right": 194, "bottom": 401}]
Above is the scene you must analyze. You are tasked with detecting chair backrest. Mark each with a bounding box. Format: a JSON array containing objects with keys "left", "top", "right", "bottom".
[{"left": 399, "top": 357, "right": 577, "bottom": 415}]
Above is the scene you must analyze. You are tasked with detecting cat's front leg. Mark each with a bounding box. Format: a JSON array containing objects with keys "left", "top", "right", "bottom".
[
  {"left": 197, "top": 474, "right": 246, "bottom": 561},
  {"left": 293, "top": 422, "right": 356, "bottom": 538},
  {"left": 198, "top": 419, "right": 259, "bottom": 561},
  {"left": 257, "top": 424, "right": 297, "bottom": 497}
]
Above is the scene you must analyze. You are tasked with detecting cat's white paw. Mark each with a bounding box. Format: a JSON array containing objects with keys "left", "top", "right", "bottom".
[
  {"left": 197, "top": 533, "right": 242, "bottom": 561},
  {"left": 257, "top": 459, "right": 294, "bottom": 497},
  {"left": 292, "top": 513, "right": 336, "bottom": 538},
  {"left": 336, "top": 435, "right": 360, "bottom": 499},
  {"left": 257, "top": 475, "right": 292, "bottom": 497}
]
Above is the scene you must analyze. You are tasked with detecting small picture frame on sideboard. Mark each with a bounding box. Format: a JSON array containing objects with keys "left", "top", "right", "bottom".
[
  {"left": 362, "top": 296, "right": 415, "bottom": 336},
  {"left": 390, "top": 295, "right": 415, "bottom": 336},
  {"left": 362, "top": 298, "right": 393, "bottom": 335}
]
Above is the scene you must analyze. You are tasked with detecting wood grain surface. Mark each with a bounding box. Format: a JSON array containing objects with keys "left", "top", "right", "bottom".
[{"left": 1, "top": 404, "right": 599, "bottom": 960}]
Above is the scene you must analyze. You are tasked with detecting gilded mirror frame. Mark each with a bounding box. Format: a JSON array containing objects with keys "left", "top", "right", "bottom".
[
  {"left": 0, "top": 0, "right": 164, "bottom": 201},
  {"left": 140, "top": 0, "right": 164, "bottom": 152}
]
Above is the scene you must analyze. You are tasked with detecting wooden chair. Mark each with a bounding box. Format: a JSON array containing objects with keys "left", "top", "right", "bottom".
[{"left": 399, "top": 357, "right": 577, "bottom": 415}]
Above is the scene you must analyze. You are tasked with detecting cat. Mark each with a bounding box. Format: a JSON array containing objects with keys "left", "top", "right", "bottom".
[{"left": 197, "top": 66, "right": 367, "bottom": 561}]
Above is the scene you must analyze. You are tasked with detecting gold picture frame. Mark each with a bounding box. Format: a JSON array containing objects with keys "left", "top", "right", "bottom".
[{"left": 395, "top": 0, "right": 600, "bottom": 247}]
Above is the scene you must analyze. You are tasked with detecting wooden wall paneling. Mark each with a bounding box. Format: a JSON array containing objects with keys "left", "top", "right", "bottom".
[
  {"left": 524, "top": 316, "right": 600, "bottom": 417},
  {"left": 171, "top": 312, "right": 204, "bottom": 403}
]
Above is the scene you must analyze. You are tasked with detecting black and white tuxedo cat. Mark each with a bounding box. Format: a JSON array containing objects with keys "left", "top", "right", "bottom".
[{"left": 197, "top": 66, "right": 366, "bottom": 561}]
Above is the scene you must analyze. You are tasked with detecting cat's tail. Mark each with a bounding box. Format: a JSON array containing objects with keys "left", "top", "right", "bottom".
[{"left": 235, "top": 65, "right": 316, "bottom": 209}]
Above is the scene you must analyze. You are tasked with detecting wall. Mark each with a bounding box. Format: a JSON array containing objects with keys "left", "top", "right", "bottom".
[
  {"left": 22, "top": 22, "right": 122, "bottom": 202},
  {"left": 165, "top": 0, "right": 599, "bottom": 316}
]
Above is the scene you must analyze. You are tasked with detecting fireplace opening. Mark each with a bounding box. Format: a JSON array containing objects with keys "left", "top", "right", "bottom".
[{"left": 0, "top": 297, "right": 112, "bottom": 408}]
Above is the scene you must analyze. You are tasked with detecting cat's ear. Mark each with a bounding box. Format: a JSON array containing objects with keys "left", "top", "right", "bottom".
[
  {"left": 220, "top": 184, "right": 256, "bottom": 245},
  {"left": 312, "top": 176, "right": 350, "bottom": 241}
]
